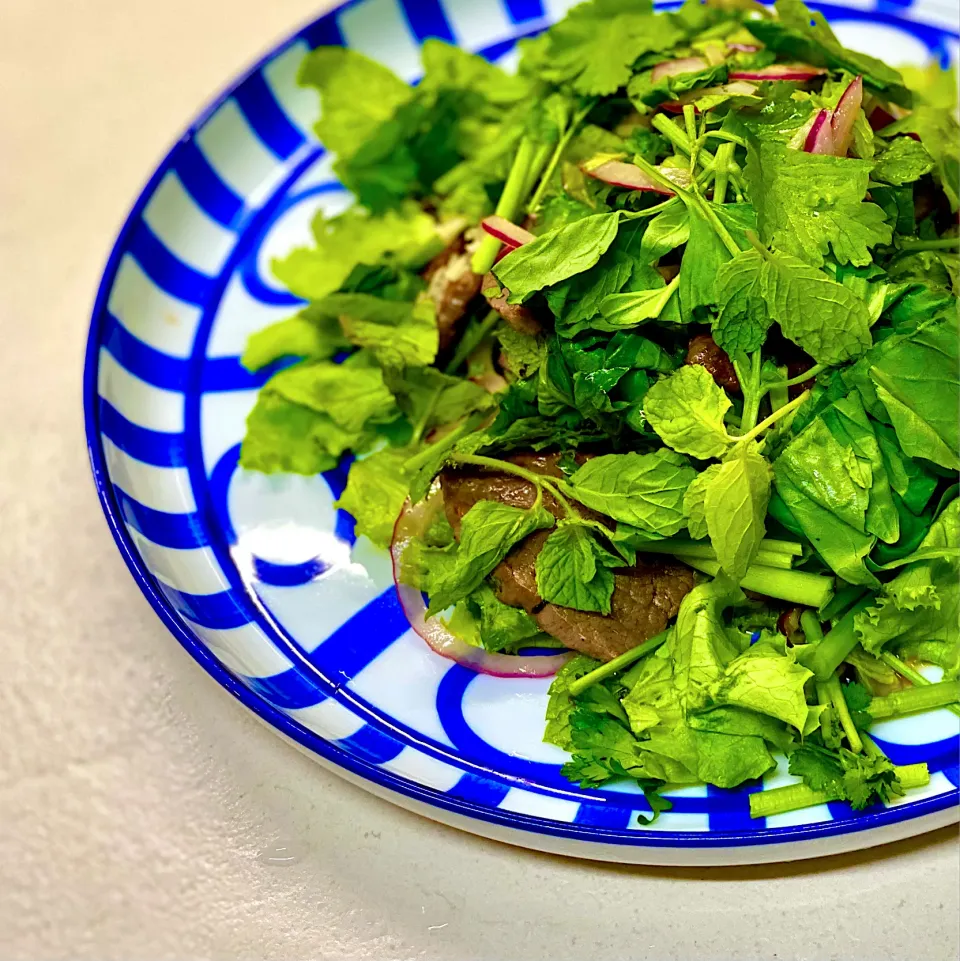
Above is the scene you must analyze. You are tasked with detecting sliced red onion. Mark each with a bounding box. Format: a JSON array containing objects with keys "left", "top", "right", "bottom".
[
  {"left": 729, "top": 63, "right": 825, "bottom": 81},
  {"left": 390, "top": 498, "right": 570, "bottom": 679},
  {"left": 584, "top": 160, "right": 676, "bottom": 196},
  {"left": 659, "top": 81, "right": 758, "bottom": 113},
  {"left": 727, "top": 42, "right": 760, "bottom": 53},
  {"left": 830, "top": 75, "right": 863, "bottom": 157},
  {"left": 804, "top": 108, "right": 835, "bottom": 154},
  {"left": 651, "top": 56, "right": 709, "bottom": 84},
  {"left": 480, "top": 215, "right": 536, "bottom": 250}
]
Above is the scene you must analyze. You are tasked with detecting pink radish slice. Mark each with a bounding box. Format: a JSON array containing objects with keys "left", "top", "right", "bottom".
[
  {"left": 729, "top": 63, "right": 825, "bottom": 81},
  {"left": 651, "top": 56, "right": 709, "bottom": 84},
  {"left": 658, "top": 81, "right": 758, "bottom": 113},
  {"left": 659, "top": 167, "right": 694, "bottom": 190},
  {"left": 830, "top": 75, "right": 862, "bottom": 157},
  {"left": 480, "top": 215, "right": 536, "bottom": 250},
  {"left": 390, "top": 498, "right": 571, "bottom": 679},
  {"left": 727, "top": 42, "right": 760, "bottom": 53},
  {"left": 584, "top": 160, "right": 676, "bottom": 196},
  {"left": 804, "top": 108, "right": 835, "bottom": 154}
]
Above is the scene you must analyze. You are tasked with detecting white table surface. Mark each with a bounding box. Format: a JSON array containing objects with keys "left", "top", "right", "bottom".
[{"left": 1, "top": 2, "right": 958, "bottom": 958}]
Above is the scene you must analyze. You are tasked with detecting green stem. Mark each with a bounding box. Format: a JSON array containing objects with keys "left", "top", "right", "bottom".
[
  {"left": 450, "top": 452, "right": 576, "bottom": 517},
  {"left": 690, "top": 191, "right": 741, "bottom": 256},
  {"left": 630, "top": 153, "right": 692, "bottom": 198},
  {"left": 807, "top": 598, "right": 873, "bottom": 681},
  {"left": 736, "top": 389, "right": 811, "bottom": 445},
  {"left": 704, "top": 130, "right": 747, "bottom": 148},
  {"left": 800, "top": 610, "right": 824, "bottom": 643},
  {"left": 712, "top": 141, "right": 734, "bottom": 205},
  {"left": 738, "top": 350, "right": 764, "bottom": 433},
  {"left": 749, "top": 763, "right": 930, "bottom": 819},
  {"left": 402, "top": 416, "right": 479, "bottom": 474},
  {"left": 443, "top": 310, "right": 500, "bottom": 374},
  {"left": 683, "top": 105, "right": 698, "bottom": 154},
  {"left": 527, "top": 101, "right": 595, "bottom": 216},
  {"left": 779, "top": 363, "right": 826, "bottom": 389},
  {"left": 568, "top": 631, "right": 670, "bottom": 698},
  {"left": 621, "top": 196, "right": 680, "bottom": 221},
  {"left": 767, "top": 365, "right": 789, "bottom": 415},
  {"left": 674, "top": 555, "right": 834, "bottom": 609},
  {"left": 631, "top": 538, "right": 794, "bottom": 569},
  {"left": 762, "top": 538, "right": 804, "bottom": 557},
  {"left": 880, "top": 652, "right": 960, "bottom": 719},
  {"left": 819, "top": 584, "right": 869, "bottom": 624},
  {"left": 898, "top": 237, "right": 959, "bottom": 251},
  {"left": 867, "top": 680, "right": 960, "bottom": 720},
  {"left": 825, "top": 673, "right": 863, "bottom": 753},
  {"left": 471, "top": 136, "right": 541, "bottom": 276}
]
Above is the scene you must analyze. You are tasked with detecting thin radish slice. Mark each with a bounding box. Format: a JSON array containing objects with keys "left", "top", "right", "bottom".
[
  {"left": 830, "top": 75, "right": 863, "bottom": 157},
  {"left": 659, "top": 81, "right": 758, "bottom": 113},
  {"left": 391, "top": 498, "right": 571, "bottom": 678},
  {"left": 651, "top": 56, "right": 709, "bottom": 83},
  {"left": 804, "top": 108, "right": 835, "bottom": 154},
  {"left": 480, "top": 215, "right": 536, "bottom": 250},
  {"left": 584, "top": 160, "right": 676, "bottom": 195},
  {"left": 729, "top": 63, "right": 825, "bottom": 81},
  {"left": 727, "top": 42, "right": 760, "bottom": 53},
  {"left": 659, "top": 167, "right": 694, "bottom": 190}
]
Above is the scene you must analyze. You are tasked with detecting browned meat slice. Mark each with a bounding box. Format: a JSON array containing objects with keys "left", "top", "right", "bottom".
[
  {"left": 423, "top": 236, "right": 483, "bottom": 349},
  {"left": 482, "top": 272, "right": 543, "bottom": 336},
  {"left": 439, "top": 454, "right": 694, "bottom": 661},
  {"left": 535, "top": 560, "right": 694, "bottom": 662},
  {"left": 686, "top": 333, "right": 740, "bottom": 393}
]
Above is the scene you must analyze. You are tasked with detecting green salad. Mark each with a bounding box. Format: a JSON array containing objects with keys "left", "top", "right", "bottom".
[{"left": 239, "top": 0, "right": 960, "bottom": 820}]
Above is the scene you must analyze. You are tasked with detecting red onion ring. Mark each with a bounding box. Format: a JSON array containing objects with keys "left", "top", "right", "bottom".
[{"left": 390, "top": 498, "right": 571, "bottom": 678}]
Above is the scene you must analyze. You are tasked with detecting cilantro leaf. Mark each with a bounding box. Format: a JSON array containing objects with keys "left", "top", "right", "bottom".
[
  {"left": 426, "top": 500, "right": 555, "bottom": 614},
  {"left": 788, "top": 744, "right": 902, "bottom": 810},
  {"left": 746, "top": 141, "right": 892, "bottom": 268},
  {"left": 643, "top": 365, "right": 733, "bottom": 460},
  {"left": 544, "top": 654, "right": 603, "bottom": 750},
  {"left": 493, "top": 212, "right": 623, "bottom": 304},
  {"left": 703, "top": 444, "right": 773, "bottom": 581},
  {"left": 532, "top": 0, "right": 686, "bottom": 96},
  {"left": 567, "top": 449, "right": 696, "bottom": 536},
  {"left": 535, "top": 522, "right": 620, "bottom": 614}
]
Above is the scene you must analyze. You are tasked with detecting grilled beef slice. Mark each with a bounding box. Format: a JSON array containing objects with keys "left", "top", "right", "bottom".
[
  {"left": 423, "top": 236, "right": 483, "bottom": 350},
  {"left": 440, "top": 454, "right": 694, "bottom": 661}
]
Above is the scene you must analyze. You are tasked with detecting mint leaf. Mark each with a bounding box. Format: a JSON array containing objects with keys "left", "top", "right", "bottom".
[
  {"left": 871, "top": 136, "right": 936, "bottom": 186},
  {"left": 683, "top": 465, "right": 721, "bottom": 540},
  {"left": 299, "top": 47, "right": 412, "bottom": 160},
  {"left": 319, "top": 293, "right": 439, "bottom": 366},
  {"left": 883, "top": 106, "right": 960, "bottom": 210},
  {"left": 639, "top": 204, "right": 690, "bottom": 263},
  {"left": 497, "top": 327, "right": 546, "bottom": 379},
  {"left": 643, "top": 365, "right": 733, "bottom": 460},
  {"left": 713, "top": 250, "right": 772, "bottom": 355},
  {"left": 595, "top": 281, "right": 675, "bottom": 332},
  {"left": 746, "top": 141, "right": 892, "bottom": 268},
  {"left": 703, "top": 445, "right": 773, "bottom": 581},
  {"left": 426, "top": 500, "right": 555, "bottom": 614},
  {"left": 463, "top": 583, "right": 544, "bottom": 652},
  {"left": 535, "top": 522, "right": 620, "bottom": 614},
  {"left": 336, "top": 449, "right": 410, "bottom": 547},
  {"left": 869, "top": 317, "right": 960, "bottom": 471},
  {"left": 493, "top": 212, "right": 623, "bottom": 304},
  {"left": 272, "top": 204, "right": 438, "bottom": 302},
  {"left": 567, "top": 449, "right": 695, "bottom": 536}
]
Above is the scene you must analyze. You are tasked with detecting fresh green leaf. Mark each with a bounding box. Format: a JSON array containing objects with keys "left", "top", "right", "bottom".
[
  {"left": 567, "top": 449, "right": 696, "bottom": 536},
  {"left": 536, "top": 522, "right": 620, "bottom": 614},
  {"left": 639, "top": 204, "right": 690, "bottom": 263},
  {"left": 713, "top": 249, "right": 772, "bottom": 355},
  {"left": 644, "top": 365, "right": 733, "bottom": 460},
  {"left": 336, "top": 449, "right": 410, "bottom": 547},
  {"left": 493, "top": 212, "right": 623, "bottom": 304},
  {"left": 746, "top": 141, "right": 893, "bottom": 268},
  {"left": 462, "top": 582, "right": 545, "bottom": 652},
  {"left": 272, "top": 204, "right": 438, "bottom": 301},
  {"left": 240, "top": 309, "right": 348, "bottom": 371},
  {"left": 298, "top": 47, "right": 412, "bottom": 159},
  {"left": 683, "top": 465, "right": 721, "bottom": 540},
  {"left": 497, "top": 327, "right": 546, "bottom": 379},
  {"left": 426, "top": 500, "right": 555, "bottom": 614},
  {"left": 703, "top": 445, "right": 773, "bottom": 581},
  {"left": 871, "top": 136, "right": 936, "bottom": 186},
  {"left": 882, "top": 106, "right": 960, "bottom": 210},
  {"left": 544, "top": 654, "right": 603, "bottom": 750}
]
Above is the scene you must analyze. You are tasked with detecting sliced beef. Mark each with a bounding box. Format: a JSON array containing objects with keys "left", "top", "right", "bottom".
[
  {"left": 439, "top": 454, "right": 694, "bottom": 661},
  {"left": 482, "top": 272, "right": 543, "bottom": 336},
  {"left": 686, "top": 333, "right": 740, "bottom": 393},
  {"left": 423, "top": 236, "right": 483, "bottom": 350}
]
